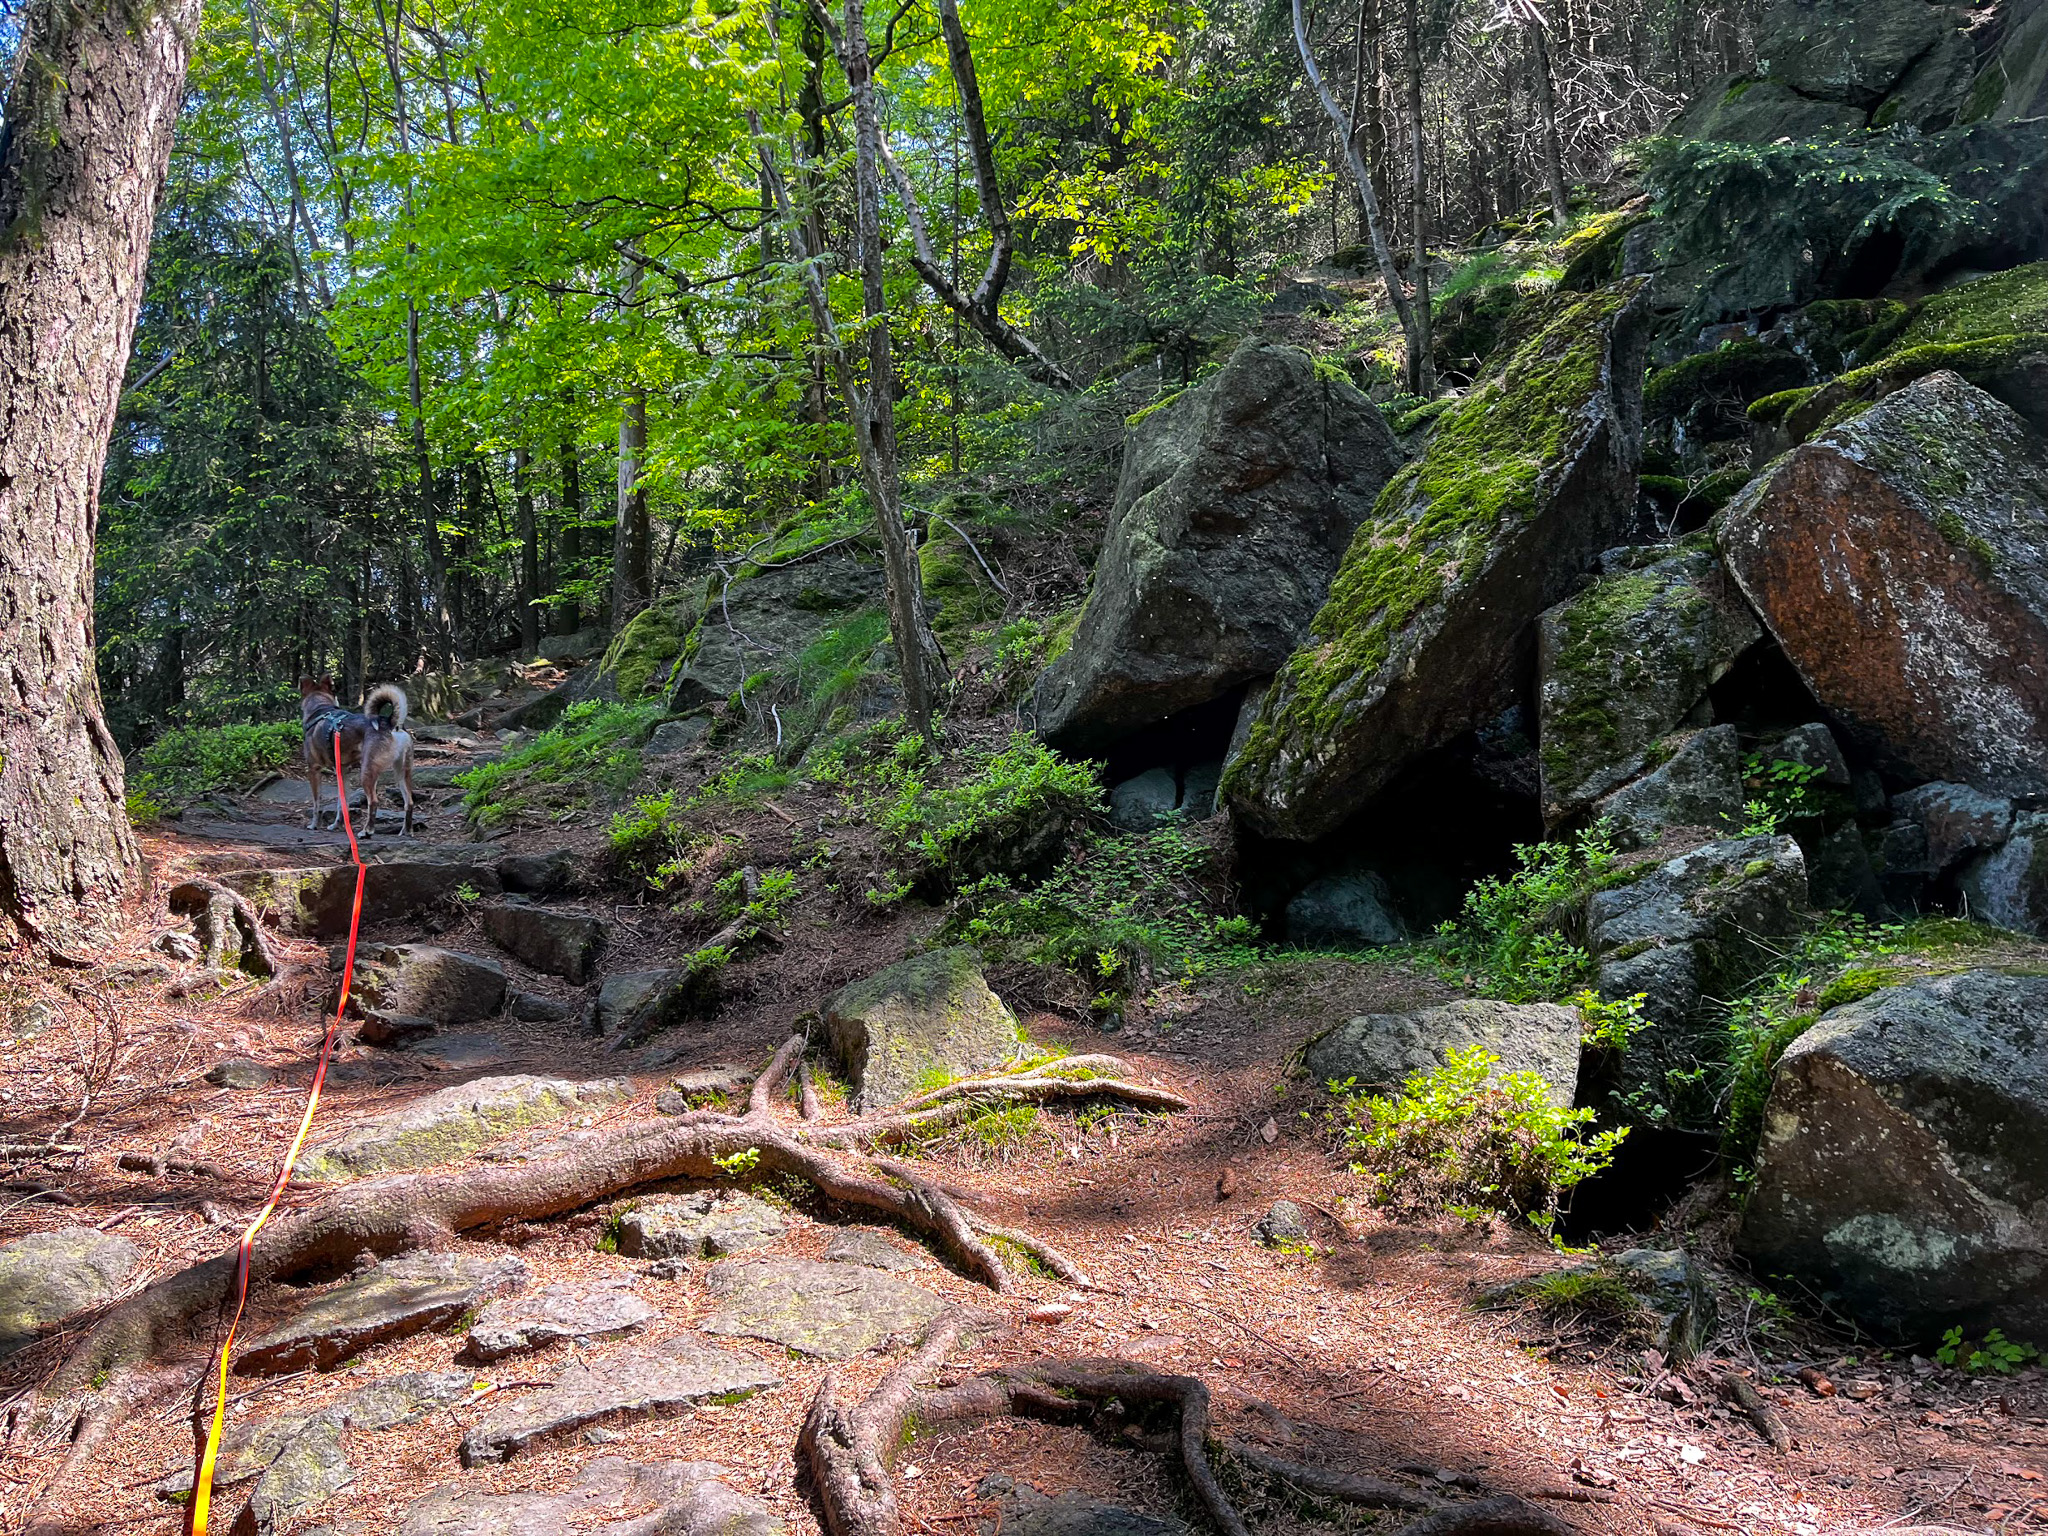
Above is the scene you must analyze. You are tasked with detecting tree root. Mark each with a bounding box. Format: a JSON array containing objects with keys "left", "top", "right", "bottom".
[
  {"left": 801, "top": 1320, "right": 1572, "bottom": 1536},
  {"left": 167, "top": 879, "right": 279, "bottom": 980},
  {"left": 1712, "top": 1369, "right": 1791, "bottom": 1452},
  {"left": 117, "top": 1150, "right": 228, "bottom": 1180},
  {"left": 809, "top": 1061, "right": 1189, "bottom": 1150},
  {"left": 39, "top": 1033, "right": 1128, "bottom": 1406}
]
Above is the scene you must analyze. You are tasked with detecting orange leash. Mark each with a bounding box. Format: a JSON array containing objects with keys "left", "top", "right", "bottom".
[{"left": 184, "top": 734, "right": 367, "bottom": 1536}]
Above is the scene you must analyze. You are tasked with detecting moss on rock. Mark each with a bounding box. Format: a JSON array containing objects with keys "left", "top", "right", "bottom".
[{"left": 597, "top": 603, "right": 688, "bottom": 701}]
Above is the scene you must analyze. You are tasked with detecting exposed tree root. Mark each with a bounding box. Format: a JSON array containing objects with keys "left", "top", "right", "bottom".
[
  {"left": 167, "top": 879, "right": 279, "bottom": 980},
  {"left": 1712, "top": 1369, "right": 1792, "bottom": 1452},
  {"left": 38, "top": 1033, "right": 1152, "bottom": 1419},
  {"left": 117, "top": 1150, "right": 228, "bottom": 1180},
  {"left": 801, "top": 1318, "right": 1574, "bottom": 1536},
  {"left": 809, "top": 1061, "right": 1189, "bottom": 1150}
]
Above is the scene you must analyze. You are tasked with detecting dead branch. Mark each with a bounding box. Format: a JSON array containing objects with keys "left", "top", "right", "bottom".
[
  {"left": 1713, "top": 1369, "right": 1791, "bottom": 1452},
  {"left": 117, "top": 1151, "right": 228, "bottom": 1180}
]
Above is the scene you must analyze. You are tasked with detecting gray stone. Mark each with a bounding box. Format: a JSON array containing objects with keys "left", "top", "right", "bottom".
[
  {"left": 1285, "top": 872, "right": 1404, "bottom": 948},
  {"left": 1757, "top": 0, "right": 1949, "bottom": 106},
  {"left": 824, "top": 947, "right": 1019, "bottom": 1111},
  {"left": 1889, "top": 782, "right": 2015, "bottom": 874},
  {"left": 823, "top": 1229, "right": 931, "bottom": 1271},
  {"left": 479, "top": 903, "right": 606, "bottom": 983},
  {"left": 670, "top": 549, "right": 886, "bottom": 712},
  {"left": 1740, "top": 970, "right": 2048, "bottom": 1340},
  {"left": 1302, "top": 999, "right": 1583, "bottom": 1106},
  {"left": 1670, "top": 73, "right": 1867, "bottom": 143},
  {"left": 1035, "top": 338, "right": 1405, "bottom": 754},
  {"left": 1227, "top": 281, "right": 1653, "bottom": 840},
  {"left": 1960, "top": 811, "right": 2048, "bottom": 935},
  {"left": 1594, "top": 725, "right": 1747, "bottom": 849},
  {"left": 238, "top": 1252, "right": 530, "bottom": 1373},
  {"left": 356, "top": 1010, "right": 439, "bottom": 1047},
  {"left": 1805, "top": 824, "right": 1887, "bottom": 918},
  {"left": 458, "top": 1336, "right": 782, "bottom": 1465},
  {"left": 1108, "top": 768, "right": 1180, "bottom": 832},
  {"left": 0, "top": 1228, "right": 141, "bottom": 1355},
  {"left": 8, "top": 998, "right": 56, "bottom": 1041},
  {"left": 1256, "top": 1201, "right": 1311, "bottom": 1246},
  {"left": 1610, "top": 1248, "right": 1717, "bottom": 1363},
  {"left": 1769, "top": 722, "right": 1852, "bottom": 788},
  {"left": 496, "top": 848, "right": 575, "bottom": 896},
  {"left": 401, "top": 1033, "right": 509, "bottom": 1071},
  {"left": 1719, "top": 373, "right": 2048, "bottom": 798},
  {"left": 348, "top": 944, "right": 506, "bottom": 1027},
  {"left": 1537, "top": 552, "right": 1761, "bottom": 823},
  {"left": 998, "top": 1491, "right": 1186, "bottom": 1536},
  {"left": 507, "top": 991, "right": 573, "bottom": 1023},
  {"left": 299, "top": 1075, "right": 630, "bottom": 1182},
  {"left": 227, "top": 861, "right": 502, "bottom": 939},
  {"left": 467, "top": 1282, "right": 657, "bottom": 1361},
  {"left": 407, "top": 1457, "right": 784, "bottom": 1536},
  {"left": 657, "top": 1063, "right": 754, "bottom": 1110},
  {"left": 595, "top": 966, "right": 721, "bottom": 1044},
  {"left": 647, "top": 717, "right": 711, "bottom": 755},
  {"left": 207, "top": 1057, "right": 273, "bottom": 1090},
  {"left": 239, "top": 1417, "right": 351, "bottom": 1533},
  {"left": 700, "top": 1256, "right": 949, "bottom": 1359},
  {"left": 1874, "top": 26, "right": 1975, "bottom": 128},
  {"left": 1590, "top": 836, "right": 1809, "bottom": 1127},
  {"left": 1181, "top": 761, "right": 1223, "bottom": 820},
  {"left": 616, "top": 1192, "right": 787, "bottom": 1260}
]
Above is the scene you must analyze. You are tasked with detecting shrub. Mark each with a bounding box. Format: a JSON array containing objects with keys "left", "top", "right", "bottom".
[
  {"left": 134, "top": 720, "right": 300, "bottom": 801},
  {"left": 458, "top": 700, "right": 662, "bottom": 825},
  {"left": 688, "top": 752, "right": 795, "bottom": 810},
  {"left": 1328, "top": 1046, "right": 1627, "bottom": 1221},
  {"left": 1431, "top": 824, "right": 1621, "bottom": 1001},
  {"left": 876, "top": 732, "right": 1101, "bottom": 891}
]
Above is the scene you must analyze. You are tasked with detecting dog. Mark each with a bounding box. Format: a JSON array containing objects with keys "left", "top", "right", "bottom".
[{"left": 298, "top": 678, "right": 418, "bottom": 837}]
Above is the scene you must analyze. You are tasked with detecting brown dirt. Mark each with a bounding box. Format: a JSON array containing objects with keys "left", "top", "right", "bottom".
[{"left": 0, "top": 772, "right": 2042, "bottom": 1536}]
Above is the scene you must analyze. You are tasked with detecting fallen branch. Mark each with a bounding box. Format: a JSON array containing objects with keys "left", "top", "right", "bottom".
[
  {"left": 116, "top": 1151, "right": 228, "bottom": 1180},
  {"left": 1712, "top": 1369, "right": 1791, "bottom": 1452}
]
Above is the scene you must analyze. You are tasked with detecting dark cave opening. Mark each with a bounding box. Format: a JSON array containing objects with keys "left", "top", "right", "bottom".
[
  {"left": 1558, "top": 1126, "right": 1721, "bottom": 1243},
  {"left": 1098, "top": 686, "right": 1249, "bottom": 791}
]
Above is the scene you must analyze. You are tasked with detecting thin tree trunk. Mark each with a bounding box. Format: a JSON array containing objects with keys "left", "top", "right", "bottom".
[
  {"left": 1526, "top": 14, "right": 1571, "bottom": 228},
  {"left": 612, "top": 251, "right": 650, "bottom": 627},
  {"left": 554, "top": 439, "right": 583, "bottom": 635},
  {"left": 0, "top": 0, "right": 194, "bottom": 950},
  {"left": 1400, "top": 0, "right": 1437, "bottom": 396},
  {"left": 514, "top": 444, "right": 540, "bottom": 653},
  {"left": 244, "top": 0, "right": 331, "bottom": 306}
]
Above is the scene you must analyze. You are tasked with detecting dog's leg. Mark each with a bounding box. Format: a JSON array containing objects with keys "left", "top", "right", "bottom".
[
  {"left": 396, "top": 735, "right": 417, "bottom": 838},
  {"left": 359, "top": 754, "right": 383, "bottom": 840},
  {"left": 305, "top": 754, "right": 324, "bottom": 831}
]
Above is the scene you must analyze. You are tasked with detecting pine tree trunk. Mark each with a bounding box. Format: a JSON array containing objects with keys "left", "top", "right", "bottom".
[
  {"left": 0, "top": 0, "right": 197, "bottom": 951},
  {"left": 612, "top": 252, "right": 651, "bottom": 627},
  {"left": 514, "top": 444, "right": 541, "bottom": 653},
  {"left": 554, "top": 439, "right": 583, "bottom": 635}
]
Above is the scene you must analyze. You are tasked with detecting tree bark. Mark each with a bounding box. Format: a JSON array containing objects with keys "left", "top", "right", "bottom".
[
  {"left": 1525, "top": 12, "right": 1571, "bottom": 229},
  {"left": 553, "top": 438, "right": 583, "bottom": 634},
  {"left": 612, "top": 251, "right": 651, "bottom": 627},
  {"left": 514, "top": 444, "right": 541, "bottom": 653},
  {"left": 1400, "top": 0, "right": 1437, "bottom": 396},
  {"left": 0, "top": 0, "right": 195, "bottom": 951}
]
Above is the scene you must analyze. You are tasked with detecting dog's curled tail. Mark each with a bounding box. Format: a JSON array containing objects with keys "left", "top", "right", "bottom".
[{"left": 365, "top": 683, "right": 409, "bottom": 728}]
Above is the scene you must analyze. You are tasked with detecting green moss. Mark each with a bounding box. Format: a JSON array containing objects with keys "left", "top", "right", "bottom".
[
  {"left": 1678, "top": 467, "right": 1754, "bottom": 514},
  {"left": 918, "top": 530, "right": 1001, "bottom": 643},
  {"left": 1643, "top": 341, "right": 1806, "bottom": 416},
  {"left": 1127, "top": 388, "right": 1187, "bottom": 427},
  {"left": 1835, "top": 332, "right": 2048, "bottom": 400},
  {"left": 1225, "top": 281, "right": 1645, "bottom": 802},
  {"left": 598, "top": 604, "right": 687, "bottom": 701},
  {"left": 1816, "top": 965, "right": 1911, "bottom": 1010},
  {"left": 1389, "top": 396, "right": 1455, "bottom": 435},
  {"left": 1640, "top": 474, "right": 1688, "bottom": 504},
  {"left": 1040, "top": 605, "right": 1085, "bottom": 666},
  {"left": 1899, "top": 263, "right": 2048, "bottom": 349},
  {"left": 1557, "top": 209, "right": 1648, "bottom": 293},
  {"left": 1748, "top": 385, "right": 1816, "bottom": 425},
  {"left": 1934, "top": 509, "right": 1999, "bottom": 569},
  {"left": 1537, "top": 570, "right": 1692, "bottom": 790}
]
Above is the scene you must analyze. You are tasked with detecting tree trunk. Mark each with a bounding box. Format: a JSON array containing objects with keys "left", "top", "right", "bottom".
[
  {"left": 612, "top": 252, "right": 650, "bottom": 627},
  {"left": 514, "top": 444, "right": 540, "bottom": 653},
  {"left": 1400, "top": 0, "right": 1436, "bottom": 396},
  {"left": 554, "top": 438, "right": 583, "bottom": 635},
  {"left": 0, "top": 0, "right": 194, "bottom": 951},
  {"left": 1526, "top": 15, "right": 1571, "bottom": 229}
]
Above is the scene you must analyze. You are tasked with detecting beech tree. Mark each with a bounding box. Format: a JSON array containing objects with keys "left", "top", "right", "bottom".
[{"left": 0, "top": 0, "right": 203, "bottom": 951}]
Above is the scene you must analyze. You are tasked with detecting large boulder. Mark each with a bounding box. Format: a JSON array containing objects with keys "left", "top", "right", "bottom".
[
  {"left": 1720, "top": 372, "right": 2048, "bottom": 798},
  {"left": 824, "top": 947, "right": 1018, "bottom": 1111},
  {"left": 1590, "top": 835, "right": 1809, "bottom": 1126},
  {"left": 1754, "top": 0, "right": 1953, "bottom": 108},
  {"left": 1592, "top": 725, "right": 1747, "bottom": 849},
  {"left": 228, "top": 859, "right": 502, "bottom": 938},
  {"left": 1740, "top": 970, "right": 2048, "bottom": 1340},
  {"left": 669, "top": 547, "right": 885, "bottom": 712},
  {"left": 1966, "top": 0, "right": 2048, "bottom": 121},
  {"left": 0, "top": 1228, "right": 139, "bottom": 1355},
  {"left": 1034, "top": 339, "right": 1404, "bottom": 753},
  {"left": 479, "top": 902, "right": 606, "bottom": 983},
  {"left": 1960, "top": 810, "right": 2048, "bottom": 934},
  {"left": 1224, "top": 281, "right": 1653, "bottom": 840},
  {"left": 1285, "top": 871, "right": 1405, "bottom": 948},
  {"left": 1302, "top": 999, "right": 1583, "bottom": 1106},
  {"left": 1537, "top": 549, "right": 1760, "bottom": 823},
  {"left": 299, "top": 1075, "right": 629, "bottom": 1181},
  {"left": 347, "top": 943, "right": 506, "bottom": 1026},
  {"left": 1669, "top": 75, "right": 1868, "bottom": 144}
]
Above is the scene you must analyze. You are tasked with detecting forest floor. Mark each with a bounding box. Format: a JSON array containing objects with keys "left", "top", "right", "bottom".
[{"left": 1, "top": 759, "right": 2042, "bottom": 1536}]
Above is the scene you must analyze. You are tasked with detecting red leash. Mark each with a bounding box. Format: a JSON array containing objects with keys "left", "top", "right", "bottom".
[{"left": 184, "top": 734, "right": 367, "bottom": 1536}]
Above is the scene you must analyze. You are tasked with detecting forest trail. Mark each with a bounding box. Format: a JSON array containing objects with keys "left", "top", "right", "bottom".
[{"left": 2, "top": 764, "right": 2041, "bottom": 1536}]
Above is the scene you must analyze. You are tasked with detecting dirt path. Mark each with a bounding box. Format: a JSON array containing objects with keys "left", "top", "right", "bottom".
[{"left": 0, "top": 778, "right": 2040, "bottom": 1536}]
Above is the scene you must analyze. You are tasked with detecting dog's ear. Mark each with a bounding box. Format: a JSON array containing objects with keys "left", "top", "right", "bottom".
[
  {"left": 298, "top": 676, "right": 317, "bottom": 694},
  {"left": 319, "top": 676, "right": 336, "bottom": 693}
]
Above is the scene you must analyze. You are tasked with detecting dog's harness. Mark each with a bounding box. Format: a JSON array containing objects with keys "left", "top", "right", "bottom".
[{"left": 306, "top": 706, "right": 355, "bottom": 756}]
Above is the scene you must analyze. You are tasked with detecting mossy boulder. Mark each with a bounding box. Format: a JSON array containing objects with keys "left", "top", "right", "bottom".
[
  {"left": 1035, "top": 338, "right": 1404, "bottom": 754},
  {"left": 1753, "top": 0, "right": 1954, "bottom": 109},
  {"left": 1962, "top": 0, "right": 2048, "bottom": 122},
  {"left": 596, "top": 603, "right": 689, "bottom": 701},
  {"left": 669, "top": 547, "right": 884, "bottom": 712},
  {"left": 0, "top": 1228, "right": 139, "bottom": 1356},
  {"left": 1740, "top": 969, "right": 2048, "bottom": 1341},
  {"left": 1719, "top": 371, "right": 2048, "bottom": 797},
  {"left": 1669, "top": 74, "right": 1867, "bottom": 144},
  {"left": 1223, "top": 280, "right": 1652, "bottom": 841},
  {"left": 1644, "top": 341, "right": 1808, "bottom": 445},
  {"left": 298, "top": 1074, "right": 630, "bottom": 1181},
  {"left": 823, "top": 947, "right": 1018, "bottom": 1111},
  {"left": 918, "top": 521, "right": 1002, "bottom": 645},
  {"left": 1537, "top": 549, "right": 1761, "bottom": 823}
]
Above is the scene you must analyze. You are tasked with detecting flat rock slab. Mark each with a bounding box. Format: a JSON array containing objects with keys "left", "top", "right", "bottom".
[
  {"left": 238, "top": 1253, "right": 529, "bottom": 1374},
  {"left": 228, "top": 859, "right": 504, "bottom": 937},
  {"left": 1302, "top": 998, "right": 1583, "bottom": 1106},
  {"left": 401, "top": 1033, "right": 510, "bottom": 1071},
  {"left": 977, "top": 1480, "right": 1186, "bottom": 1536},
  {"left": 654, "top": 1063, "right": 754, "bottom": 1113},
  {"left": 700, "top": 1257, "right": 948, "bottom": 1359},
  {"left": 617, "top": 1193, "right": 787, "bottom": 1260},
  {"left": 823, "top": 1229, "right": 931, "bottom": 1271},
  {"left": 0, "top": 1227, "right": 140, "bottom": 1355},
  {"left": 467, "top": 1282, "right": 657, "bottom": 1362},
  {"left": 459, "top": 1335, "right": 781, "bottom": 1465},
  {"left": 349, "top": 944, "right": 507, "bottom": 1027},
  {"left": 406, "top": 1456, "right": 784, "bottom": 1536},
  {"left": 479, "top": 902, "right": 607, "bottom": 983},
  {"left": 300, "top": 1074, "right": 629, "bottom": 1181}
]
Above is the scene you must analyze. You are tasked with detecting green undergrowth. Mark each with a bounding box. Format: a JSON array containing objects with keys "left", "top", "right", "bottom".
[
  {"left": 1427, "top": 823, "right": 1634, "bottom": 1002},
  {"left": 132, "top": 719, "right": 300, "bottom": 803},
  {"left": 1327, "top": 1046, "right": 1627, "bottom": 1225},
  {"left": 458, "top": 700, "right": 662, "bottom": 826},
  {"left": 1225, "top": 281, "right": 1642, "bottom": 801}
]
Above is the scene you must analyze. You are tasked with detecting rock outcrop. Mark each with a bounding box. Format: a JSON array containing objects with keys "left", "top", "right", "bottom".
[
  {"left": 347, "top": 943, "right": 507, "bottom": 1026},
  {"left": 1719, "top": 372, "right": 2048, "bottom": 798},
  {"left": 1537, "top": 549, "right": 1760, "bottom": 823},
  {"left": 479, "top": 902, "right": 607, "bottom": 983},
  {"left": 1740, "top": 970, "right": 2048, "bottom": 1340},
  {"left": 408, "top": 1457, "right": 785, "bottom": 1536},
  {"left": 1035, "top": 339, "right": 1404, "bottom": 753},
  {"left": 824, "top": 947, "right": 1018, "bottom": 1111},
  {"left": 238, "top": 1252, "right": 530, "bottom": 1373},
  {"left": 700, "top": 1256, "right": 952, "bottom": 1359},
  {"left": 1592, "top": 724, "right": 1746, "bottom": 849},
  {"left": 669, "top": 547, "right": 885, "bottom": 712},
  {"left": 616, "top": 1192, "right": 787, "bottom": 1259},
  {"left": 0, "top": 1227, "right": 139, "bottom": 1355},
  {"left": 466, "top": 1282, "right": 657, "bottom": 1361},
  {"left": 299, "top": 1075, "right": 629, "bottom": 1181},
  {"left": 1224, "top": 281, "right": 1652, "bottom": 840},
  {"left": 1302, "top": 999, "right": 1583, "bottom": 1105}
]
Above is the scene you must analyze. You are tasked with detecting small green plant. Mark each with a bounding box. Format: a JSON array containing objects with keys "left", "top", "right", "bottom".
[
  {"left": 132, "top": 719, "right": 301, "bottom": 803},
  {"left": 458, "top": 700, "right": 661, "bottom": 825},
  {"left": 1431, "top": 824, "right": 1619, "bottom": 1002},
  {"left": 715, "top": 1147, "right": 762, "bottom": 1177},
  {"left": 877, "top": 732, "right": 1100, "bottom": 890},
  {"left": 125, "top": 785, "right": 168, "bottom": 824},
  {"left": 714, "top": 866, "right": 799, "bottom": 930},
  {"left": 610, "top": 791, "right": 691, "bottom": 878},
  {"left": 1521, "top": 1268, "right": 1647, "bottom": 1324},
  {"left": 1573, "top": 990, "right": 1648, "bottom": 1052},
  {"left": 1743, "top": 755, "right": 1826, "bottom": 830},
  {"left": 1937, "top": 1326, "right": 2040, "bottom": 1373},
  {"left": 689, "top": 753, "right": 795, "bottom": 810},
  {"left": 1328, "top": 1047, "right": 1627, "bottom": 1221},
  {"left": 453, "top": 882, "right": 482, "bottom": 904}
]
